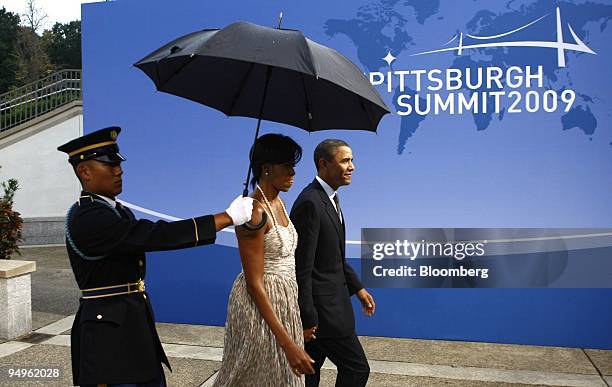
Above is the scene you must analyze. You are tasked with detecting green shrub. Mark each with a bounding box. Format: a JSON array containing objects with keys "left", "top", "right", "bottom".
[{"left": 0, "top": 168, "right": 23, "bottom": 259}]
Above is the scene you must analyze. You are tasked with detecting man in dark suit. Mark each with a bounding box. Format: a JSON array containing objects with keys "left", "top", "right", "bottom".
[
  {"left": 57, "top": 126, "right": 253, "bottom": 386},
  {"left": 290, "top": 139, "right": 376, "bottom": 387}
]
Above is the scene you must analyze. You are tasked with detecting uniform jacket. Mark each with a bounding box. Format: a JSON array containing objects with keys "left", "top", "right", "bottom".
[
  {"left": 290, "top": 180, "right": 363, "bottom": 338},
  {"left": 66, "top": 191, "right": 216, "bottom": 385}
]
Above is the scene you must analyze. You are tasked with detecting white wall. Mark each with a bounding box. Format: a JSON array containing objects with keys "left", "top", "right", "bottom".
[{"left": 0, "top": 109, "right": 83, "bottom": 218}]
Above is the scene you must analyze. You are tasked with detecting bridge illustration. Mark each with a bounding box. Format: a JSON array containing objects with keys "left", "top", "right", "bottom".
[{"left": 411, "top": 7, "right": 596, "bottom": 67}]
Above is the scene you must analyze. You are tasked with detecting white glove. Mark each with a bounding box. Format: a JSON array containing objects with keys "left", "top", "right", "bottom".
[{"left": 225, "top": 195, "right": 254, "bottom": 226}]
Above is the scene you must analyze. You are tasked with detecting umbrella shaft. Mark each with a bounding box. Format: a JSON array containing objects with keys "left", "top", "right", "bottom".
[{"left": 243, "top": 66, "right": 273, "bottom": 197}]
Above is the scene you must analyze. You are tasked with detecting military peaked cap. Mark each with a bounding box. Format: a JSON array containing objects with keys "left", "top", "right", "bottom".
[{"left": 58, "top": 126, "right": 126, "bottom": 165}]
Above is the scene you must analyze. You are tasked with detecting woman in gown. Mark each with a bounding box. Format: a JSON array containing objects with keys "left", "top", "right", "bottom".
[{"left": 214, "top": 134, "right": 315, "bottom": 386}]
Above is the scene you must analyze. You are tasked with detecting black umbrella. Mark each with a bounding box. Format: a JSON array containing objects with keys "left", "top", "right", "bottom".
[{"left": 134, "top": 19, "right": 390, "bottom": 196}]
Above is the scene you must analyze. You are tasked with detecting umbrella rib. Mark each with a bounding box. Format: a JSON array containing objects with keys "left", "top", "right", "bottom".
[
  {"left": 155, "top": 61, "right": 161, "bottom": 88},
  {"left": 227, "top": 61, "right": 256, "bottom": 116},
  {"left": 301, "top": 35, "right": 318, "bottom": 77},
  {"left": 300, "top": 73, "right": 313, "bottom": 132},
  {"left": 361, "top": 98, "right": 376, "bottom": 130},
  {"left": 157, "top": 55, "right": 198, "bottom": 90}
]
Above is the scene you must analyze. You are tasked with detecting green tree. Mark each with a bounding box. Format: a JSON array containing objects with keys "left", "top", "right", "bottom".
[
  {"left": 0, "top": 7, "right": 21, "bottom": 94},
  {"left": 12, "top": 0, "right": 52, "bottom": 86},
  {"left": 43, "top": 20, "right": 81, "bottom": 69},
  {"left": 0, "top": 1, "right": 82, "bottom": 92},
  {"left": 15, "top": 25, "right": 53, "bottom": 85}
]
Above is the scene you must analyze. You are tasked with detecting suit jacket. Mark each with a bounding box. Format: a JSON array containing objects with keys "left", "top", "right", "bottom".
[
  {"left": 67, "top": 191, "right": 216, "bottom": 385},
  {"left": 290, "top": 179, "right": 363, "bottom": 338}
]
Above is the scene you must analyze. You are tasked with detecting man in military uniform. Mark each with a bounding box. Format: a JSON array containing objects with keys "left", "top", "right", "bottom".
[{"left": 58, "top": 127, "right": 254, "bottom": 386}]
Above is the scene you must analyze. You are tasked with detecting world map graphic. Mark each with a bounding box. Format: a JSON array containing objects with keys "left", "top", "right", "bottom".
[{"left": 324, "top": 0, "right": 612, "bottom": 154}]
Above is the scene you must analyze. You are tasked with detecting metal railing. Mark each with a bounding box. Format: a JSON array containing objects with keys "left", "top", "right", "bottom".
[{"left": 0, "top": 69, "right": 82, "bottom": 133}]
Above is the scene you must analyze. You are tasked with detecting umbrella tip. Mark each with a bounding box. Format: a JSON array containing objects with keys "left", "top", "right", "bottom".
[{"left": 277, "top": 12, "right": 283, "bottom": 29}]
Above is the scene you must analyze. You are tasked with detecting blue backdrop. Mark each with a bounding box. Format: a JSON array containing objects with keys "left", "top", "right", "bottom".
[{"left": 82, "top": 0, "right": 612, "bottom": 349}]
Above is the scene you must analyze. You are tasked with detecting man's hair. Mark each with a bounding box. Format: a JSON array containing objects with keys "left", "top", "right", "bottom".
[
  {"left": 72, "top": 160, "right": 95, "bottom": 187},
  {"left": 313, "top": 139, "right": 349, "bottom": 170}
]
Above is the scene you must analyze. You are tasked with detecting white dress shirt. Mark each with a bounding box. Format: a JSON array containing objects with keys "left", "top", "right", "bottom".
[
  {"left": 315, "top": 175, "right": 342, "bottom": 223},
  {"left": 97, "top": 194, "right": 117, "bottom": 208}
]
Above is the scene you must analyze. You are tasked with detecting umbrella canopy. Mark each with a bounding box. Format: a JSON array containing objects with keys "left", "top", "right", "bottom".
[{"left": 134, "top": 21, "right": 390, "bottom": 132}]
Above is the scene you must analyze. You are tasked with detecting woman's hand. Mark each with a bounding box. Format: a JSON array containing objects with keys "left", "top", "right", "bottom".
[
  {"left": 282, "top": 341, "right": 315, "bottom": 376},
  {"left": 303, "top": 326, "right": 317, "bottom": 342}
]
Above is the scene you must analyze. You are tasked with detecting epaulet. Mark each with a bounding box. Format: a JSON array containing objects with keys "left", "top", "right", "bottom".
[
  {"left": 77, "top": 195, "right": 94, "bottom": 206},
  {"left": 74, "top": 196, "right": 121, "bottom": 218}
]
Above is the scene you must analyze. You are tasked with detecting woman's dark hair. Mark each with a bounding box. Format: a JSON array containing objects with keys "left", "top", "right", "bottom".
[{"left": 250, "top": 133, "right": 302, "bottom": 188}]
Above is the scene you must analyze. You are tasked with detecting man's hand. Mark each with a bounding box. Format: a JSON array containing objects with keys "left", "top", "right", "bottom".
[
  {"left": 303, "top": 326, "right": 318, "bottom": 342},
  {"left": 225, "top": 195, "right": 254, "bottom": 226},
  {"left": 356, "top": 289, "right": 376, "bottom": 317}
]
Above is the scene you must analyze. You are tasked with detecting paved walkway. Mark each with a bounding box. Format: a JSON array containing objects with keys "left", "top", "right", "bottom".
[{"left": 0, "top": 246, "right": 610, "bottom": 386}]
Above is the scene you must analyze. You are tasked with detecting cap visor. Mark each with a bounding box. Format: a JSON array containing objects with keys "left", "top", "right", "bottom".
[{"left": 92, "top": 152, "right": 126, "bottom": 163}]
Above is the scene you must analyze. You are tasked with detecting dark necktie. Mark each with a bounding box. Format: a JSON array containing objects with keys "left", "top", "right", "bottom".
[
  {"left": 333, "top": 193, "right": 343, "bottom": 224},
  {"left": 116, "top": 202, "right": 129, "bottom": 219}
]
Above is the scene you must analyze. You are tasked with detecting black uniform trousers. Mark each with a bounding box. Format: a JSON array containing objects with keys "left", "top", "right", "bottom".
[{"left": 81, "top": 366, "right": 165, "bottom": 387}]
